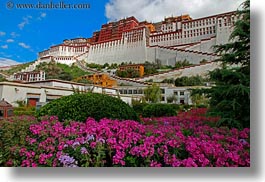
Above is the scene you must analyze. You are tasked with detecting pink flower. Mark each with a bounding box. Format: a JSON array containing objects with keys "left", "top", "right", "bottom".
[
  {"left": 182, "top": 158, "right": 198, "bottom": 167},
  {"left": 150, "top": 160, "right": 162, "bottom": 167},
  {"left": 90, "top": 142, "right": 97, "bottom": 149}
]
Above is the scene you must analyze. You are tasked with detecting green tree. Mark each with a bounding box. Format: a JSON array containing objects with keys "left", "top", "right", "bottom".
[
  {"left": 144, "top": 84, "right": 161, "bottom": 103},
  {"left": 166, "top": 94, "right": 178, "bottom": 103},
  {"left": 175, "top": 76, "right": 205, "bottom": 86},
  {"left": 191, "top": 93, "right": 209, "bottom": 108},
  {"left": 200, "top": 0, "right": 250, "bottom": 129}
]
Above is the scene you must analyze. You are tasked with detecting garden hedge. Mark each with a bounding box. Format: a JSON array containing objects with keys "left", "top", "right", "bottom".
[
  {"left": 142, "top": 103, "right": 177, "bottom": 117},
  {"left": 37, "top": 93, "right": 139, "bottom": 122}
]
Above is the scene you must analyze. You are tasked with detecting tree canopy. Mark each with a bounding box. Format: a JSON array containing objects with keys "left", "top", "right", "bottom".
[
  {"left": 195, "top": 0, "right": 250, "bottom": 129},
  {"left": 144, "top": 84, "right": 161, "bottom": 103}
]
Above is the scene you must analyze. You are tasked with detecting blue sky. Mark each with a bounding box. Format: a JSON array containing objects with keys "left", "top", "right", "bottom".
[{"left": 0, "top": 0, "right": 244, "bottom": 65}]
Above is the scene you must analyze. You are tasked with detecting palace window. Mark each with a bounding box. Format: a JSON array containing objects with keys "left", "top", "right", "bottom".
[{"left": 219, "top": 19, "right": 222, "bottom": 27}]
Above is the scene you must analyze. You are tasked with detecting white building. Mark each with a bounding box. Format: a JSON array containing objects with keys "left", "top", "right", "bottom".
[
  {"left": 13, "top": 70, "right": 46, "bottom": 82},
  {"left": 116, "top": 85, "right": 201, "bottom": 105},
  {"left": 0, "top": 80, "right": 142, "bottom": 107},
  {"left": 0, "top": 78, "right": 200, "bottom": 108},
  {"left": 36, "top": 11, "right": 237, "bottom": 67}
]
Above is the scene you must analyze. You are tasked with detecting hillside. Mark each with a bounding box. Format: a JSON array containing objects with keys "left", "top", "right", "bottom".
[
  {"left": 0, "top": 60, "right": 91, "bottom": 82},
  {"left": 35, "top": 61, "right": 90, "bottom": 81},
  {"left": 1, "top": 61, "right": 34, "bottom": 75}
]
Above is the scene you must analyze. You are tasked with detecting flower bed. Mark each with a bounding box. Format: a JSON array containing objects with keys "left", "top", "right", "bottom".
[{"left": 1, "top": 109, "right": 250, "bottom": 167}]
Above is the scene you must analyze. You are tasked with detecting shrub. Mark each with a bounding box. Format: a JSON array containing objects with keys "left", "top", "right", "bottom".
[
  {"left": 14, "top": 106, "right": 36, "bottom": 116},
  {"left": 142, "top": 103, "right": 177, "bottom": 117},
  {"left": 132, "top": 102, "right": 148, "bottom": 116},
  {"left": 37, "top": 93, "right": 139, "bottom": 122}
]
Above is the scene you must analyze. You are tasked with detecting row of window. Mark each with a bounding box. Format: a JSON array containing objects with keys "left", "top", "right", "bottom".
[
  {"left": 183, "top": 18, "right": 216, "bottom": 29},
  {"left": 119, "top": 66, "right": 142, "bottom": 70},
  {"left": 161, "top": 24, "right": 175, "bottom": 31},
  {"left": 60, "top": 47, "right": 86, "bottom": 52},
  {"left": 119, "top": 89, "right": 143, "bottom": 95},
  {"left": 91, "top": 41, "right": 123, "bottom": 49},
  {"left": 15, "top": 74, "right": 45, "bottom": 79},
  {"left": 119, "top": 89, "right": 185, "bottom": 96},
  {"left": 218, "top": 17, "right": 235, "bottom": 27},
  {"left": 55, "top": 57, "right": 73, "bottom": 60},
  {"left": 150, "top": 27, "right": 216, "bottom": 43},
  {"left": 123, "top": 30, "right": 143, "bottom": 37}
]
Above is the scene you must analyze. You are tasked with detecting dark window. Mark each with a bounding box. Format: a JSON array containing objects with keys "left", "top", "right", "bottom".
[
  {"left": 7, "top": 109, "right": 13, "bottom": 117},
  {"left": 180, "top": 91, "right": 185, "bottom": 96},
  {"left": 0, "top": 109, "right": 4, "bottom": 117},
  {"left": 180, "top": 99, "right": 185, "bottom": 104}
]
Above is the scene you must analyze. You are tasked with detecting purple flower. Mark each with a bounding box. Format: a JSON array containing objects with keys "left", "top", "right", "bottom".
[
  {"left": 72, "top": 141, "right": 80, "bottom": 148},
  {"left": 80, "top": 147, "right": 88, "bottom": 154},
  {"left": 239, "top": 139, "right": 248, "bottom": 145},
  {"left": 58, "top": 154, "right": 78, "bottom": 167},
  {"left": 97, "top": 138, "right": 105, "bottom": 144},
  {"left": 86, "top": 134, "right": 95, "bottom": 142}
]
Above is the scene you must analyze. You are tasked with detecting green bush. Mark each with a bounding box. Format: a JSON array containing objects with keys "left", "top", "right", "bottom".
[
  {"left": 142, "top": 103, "right": 177, "bottom": 117},
  {"left": 13, "top": 107, "right": 36, "bottom": 116},
  {"left": 132, "top": 102, "right": 148, "bottom": 116},
  {"left": 37, "top": 93, "right": 139, "bottom": 122}
]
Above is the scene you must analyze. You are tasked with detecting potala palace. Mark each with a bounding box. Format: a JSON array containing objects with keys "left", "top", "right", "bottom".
[
  {"left": 38, "top": 11, "right": 237, "bottom": 66},
  {"left": 0, "top": 10, "right": 239, "bottom": 107}
]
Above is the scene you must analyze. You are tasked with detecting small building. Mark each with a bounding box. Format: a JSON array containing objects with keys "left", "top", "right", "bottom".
[
  {"left": 0, "top": 98, "right": 14, "bottom": 119},
  {"left": 13, "top": 70, "right": 46, "bottom": 82},
  {"left": 79, "top": 73, "right": 117, "bottom": 88}
]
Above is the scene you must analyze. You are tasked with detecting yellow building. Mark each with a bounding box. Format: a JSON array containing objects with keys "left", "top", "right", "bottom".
[
  {"left": 118, "top": 64, "right": 145, "bottom": 77},
  {"left": 80, "top": 73, "right": 117, "bottom": 88}
]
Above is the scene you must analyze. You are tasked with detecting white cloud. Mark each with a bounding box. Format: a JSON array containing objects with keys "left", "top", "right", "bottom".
[
  {"left": 0, "top": 57, "right": 19, "bottom": 66},
  {"left": 1, "top": 45, "right": 8, "bottom": 49},
  {"left": 0, "top": 31, "right": 6, "bottom": 36},
  {"left": 18, "top": 16, "right": 32, "bottom": 30},
  {"left": 18, "top": 42, "right": 30, "bottom": 49},
  {"left": 10, "top": 32, "right": 20, "bottom": 38},
  {"left": 37, "top": 12, "right": 47, "bottom": 20},
  {"left": 6, "top": 39, "right": 14, "bottom": 43},
  {"left": 40, "top": 12, "right": 47, "bottom": 18},
  {"left": 105, "top": 0, "right": 245, "bottom": 22}
]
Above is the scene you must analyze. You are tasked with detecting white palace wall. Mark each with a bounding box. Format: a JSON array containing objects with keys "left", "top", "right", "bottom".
[
  {"left": 86, "top": 28, "right": 148, "bottom": 65},
  {"left": 86, "top": 39, "right": 148, "bottom": 65},
  {"left": 35, "top": 11, "right": 237, "bottom": 67}
]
